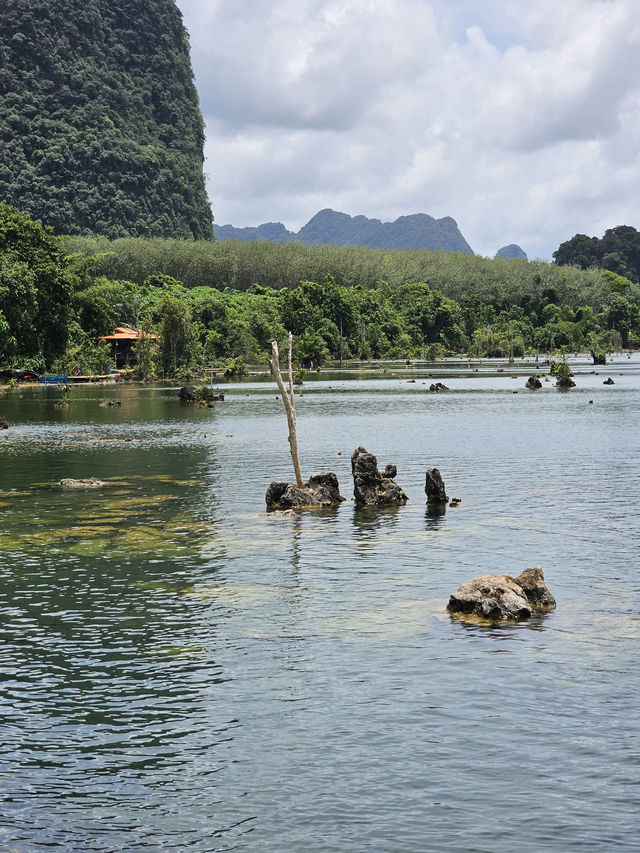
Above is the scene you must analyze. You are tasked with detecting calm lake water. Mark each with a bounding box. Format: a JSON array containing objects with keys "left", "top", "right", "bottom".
[{"left": 1, "top": 356, "right": 639, "bottom": 852}]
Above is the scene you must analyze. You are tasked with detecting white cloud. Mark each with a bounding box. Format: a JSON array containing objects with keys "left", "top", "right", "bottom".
[{"left": 178, "top": 0, "right": 640, "bottom": 259}]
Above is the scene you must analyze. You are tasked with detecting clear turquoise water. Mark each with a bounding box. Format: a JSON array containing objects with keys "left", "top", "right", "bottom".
[{"left": 1, "top": 357, "right": 639, "bottom": 852}]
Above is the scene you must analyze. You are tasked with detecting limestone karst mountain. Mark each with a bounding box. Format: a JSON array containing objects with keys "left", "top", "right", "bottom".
[
  {"left": 0, "top": 0, "right": 213, "bottom": 239},
  {"left": 214, "top": 208, "right": 474, "bottom": 253}
]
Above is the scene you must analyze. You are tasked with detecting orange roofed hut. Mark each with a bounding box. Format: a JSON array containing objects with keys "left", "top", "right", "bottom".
[{"left": 98, "top": 327, "right": 157, "bottom": 369}]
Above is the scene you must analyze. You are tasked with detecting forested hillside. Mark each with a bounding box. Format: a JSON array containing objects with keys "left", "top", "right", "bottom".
[
  {"left": 0, "top": 0, "right": 213, "bottom": 239},
  {"left": 554, "top": 225, "right": 640, "bottom": 282},
  {"left": 3, "top": 205, "right": 639, "bottom": 376}
]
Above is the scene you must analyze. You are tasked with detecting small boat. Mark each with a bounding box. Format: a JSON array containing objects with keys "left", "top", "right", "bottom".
[
  {"left": 0, "top": 368, "right": 41, "bottom": 382},
  {"left": 66, "top": 374, "right": 117, "bottom": 384}
]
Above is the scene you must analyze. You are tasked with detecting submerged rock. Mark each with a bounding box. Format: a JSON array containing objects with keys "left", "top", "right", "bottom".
[
  {"left": 59, "top": 478, "right": 106, "bottom": 490},
  {"left": 265, "top": 472, "right": 345, "bottom": 510},
  {"left": 525, "top": 375, "right": 542, "bottom": 389},
  {"left": 0, "top": 417, "right": 8, "bottom": 429},
  {"left": 99, "top": 399, "right": 122, "bottom": 407},
  {"left": 429, "top": 382, "right": 449, "bottom": 392},
  {"left": 603, "top": 377, "right": 615, "bottom": 385},
  {"left": 447, "top": 566, "right": 555, "bottom": 622},
  {"left": 425, "top": 468, "right": 448, "bottom": 504},
  {"left": 351, "top": 446, "right": 408, "bottom": 505}
]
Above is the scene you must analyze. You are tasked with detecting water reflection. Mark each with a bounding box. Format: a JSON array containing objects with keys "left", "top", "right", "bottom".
[
  {"left": 425, "top": 502, "right": 448, "bottom": 529},
  {"left": 351, "top": 504, "right": 403, "bottom": 536},
  {"left": 2, "top": 377, "right": 640, "bottom": 852}
]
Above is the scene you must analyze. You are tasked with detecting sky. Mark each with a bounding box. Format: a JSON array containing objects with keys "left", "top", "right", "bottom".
[{"left": 175, "top": 0, "right": 640, "bottom": 260}]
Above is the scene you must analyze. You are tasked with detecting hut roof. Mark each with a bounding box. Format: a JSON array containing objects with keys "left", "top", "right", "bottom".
[{"left": 98, "top": 327, "right": 157, "bottom": 340}]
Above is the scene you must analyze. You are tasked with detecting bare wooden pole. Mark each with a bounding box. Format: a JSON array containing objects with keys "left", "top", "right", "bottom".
[{"left": 270, "top": 333, "right": 304, "bottom": 487}]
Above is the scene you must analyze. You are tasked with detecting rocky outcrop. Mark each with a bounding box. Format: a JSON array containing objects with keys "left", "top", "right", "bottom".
[
  {"left": 447, "top": 566, "right": 555, "bottom": 622},
  {"left": 265, "top": 472, "right": 345, "bottom": 510},
  {"left": 178, "top": 386, "right": 198, "bottom": 401},
  {"left": 178, "top": 386, "right": 224, "bottom": 403},
  {"left": 429, "top": 382, "right": 449, "bottom": 392},
  {"left": 351, "top": 446, "right": 408, "bottom": 505},
  {"left": 425, "top": 468, "right": 448, "bottom": 504},
  {"left": 496, "top": 244, "right": 527, "bottom": 260},
  {"left": 59, "top": 478, "right": 106, "bottom": 489},
  {"left": 512, "top": 567, "right": 556, "bottom": 609},
  {"left": 525, "top": 375, "right": 542, "bottom": 389}
]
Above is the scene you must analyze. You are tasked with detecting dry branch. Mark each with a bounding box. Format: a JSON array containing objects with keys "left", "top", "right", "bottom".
[{"left": 270, "top": 332, "right": 303, "bottom": 487}]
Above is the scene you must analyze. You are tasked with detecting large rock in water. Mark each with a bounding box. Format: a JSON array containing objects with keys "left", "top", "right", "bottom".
[
  {"left": 447, "top": 567, "right": 555, "bottom": 622},
  {"left": 351, "top": 446, "right": 408, "bottom": 505},
  {"left": 265, "top": 472, "right": 345, "bottom": 510},
  {"left": 425, "top": 468, "right": 448, "bottom": 503}
]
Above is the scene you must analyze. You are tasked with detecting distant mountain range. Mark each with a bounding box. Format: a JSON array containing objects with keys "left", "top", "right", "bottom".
[{"left": 214, "top": 208, "right": 474, "bottom": 254}]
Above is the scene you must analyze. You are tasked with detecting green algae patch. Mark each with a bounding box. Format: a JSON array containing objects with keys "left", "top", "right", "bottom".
[
  {"left": 147, "top": 645, "right": 204, "bottom": 659},
  {"left": 182, "top": 583, "right": 279, "bottom": 608},
  {"left": 134, "top": 580, "right": 188, "bottom": 595},
  {"left": 129, "top": 474, "right": 202, "bottom": 487},
  {"left": 320, "top": 598, "right": 443, "bottom": 638}
]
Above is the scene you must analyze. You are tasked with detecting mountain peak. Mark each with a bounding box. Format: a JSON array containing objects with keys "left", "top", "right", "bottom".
[{"left": 215, "top": 209, "right": 474, "bottom": 253}]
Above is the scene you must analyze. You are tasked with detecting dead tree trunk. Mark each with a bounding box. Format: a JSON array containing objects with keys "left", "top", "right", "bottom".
[{"left": 270, "top": 332, "right": 303, "bottom": 487}]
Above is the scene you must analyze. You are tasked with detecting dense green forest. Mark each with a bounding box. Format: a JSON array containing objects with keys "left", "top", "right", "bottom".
[
  {"left": 0, "top": 0, "right": 212, "bottom": 239},
  {"left": 553, "top": 225, "right": 640, "bottom": 282},
  {"left": 2, "top": 205, "right": 639, "bottom": 378}
]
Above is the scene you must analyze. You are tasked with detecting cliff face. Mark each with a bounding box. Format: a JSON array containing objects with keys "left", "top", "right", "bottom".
[
  {"left": 214, "top": 209, "right": 474, "bottom": 253},
  {"left": 0, "top": 0, "right": 213, "bottom": 239}
]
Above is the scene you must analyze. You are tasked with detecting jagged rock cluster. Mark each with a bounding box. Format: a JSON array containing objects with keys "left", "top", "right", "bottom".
[
  {"left": 265, "top": 473, "right": 345, "bottom": 510},
  {"left": 265, "top": 447, "right": 454, "bottom": 510},
  {"left": 351, "top": 446, "right": 408, "bottom": 506}
]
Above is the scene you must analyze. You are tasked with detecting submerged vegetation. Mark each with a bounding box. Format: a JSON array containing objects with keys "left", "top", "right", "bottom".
[{"left": 2, "top": 204, "right": 640, "bottom": 377}]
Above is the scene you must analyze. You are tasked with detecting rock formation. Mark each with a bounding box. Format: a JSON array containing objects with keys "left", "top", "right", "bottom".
[
  {"left": 265, "top": 472, "right": 345, "bottom": 510},
  {"left": 425, "top": 468, "right": 448, "bottom": 504},
  {"left": 525, "top": 375, "right": 542, "bottom": 389},
  {"left": 351, "top": 446, "right": 408, "bottom": 505},
  {"left": 447, "top": 566, "right": 555, "bottom": 622},
  {"left": 429, "top": 382, "right": 449, "bottom": 392},
  {"left": 59, "top": 478, "right": 106, "bottom": 489}
]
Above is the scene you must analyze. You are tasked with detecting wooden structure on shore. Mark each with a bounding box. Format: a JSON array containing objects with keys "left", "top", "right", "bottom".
[{"left": 98, "top": 327, "right": 157, "bottom": 368}]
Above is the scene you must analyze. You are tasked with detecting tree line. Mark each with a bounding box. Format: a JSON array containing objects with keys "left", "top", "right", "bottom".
[{"left": 2, "top": 204, "right": 639, "bottom": 378}]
